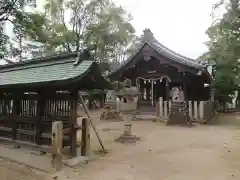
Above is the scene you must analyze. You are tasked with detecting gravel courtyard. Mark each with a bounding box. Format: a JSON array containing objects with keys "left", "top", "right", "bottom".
[
  {"left": 1, "top": 113, "right": 240, "bottom": 180},
  {"left": 55, "top": 113, "right": 240, "bottom": 180}
]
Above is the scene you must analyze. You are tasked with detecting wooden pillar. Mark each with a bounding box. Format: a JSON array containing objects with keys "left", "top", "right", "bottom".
[
  {"left": 35, "top": 92, "right": 45, "bottom": 145},
  {"left": 12, "top": 93, "right": 21, "bottom": 141},
  {"left": 194, "top": 101, "right": 198, "bottom": 120},
  {"left": 69, "top": 90, "right": 78, "bottom": 156},
  {"left": 165, "top": 80, "right": 170, "bottom": 100},
  {"left": 11, "top": 102, "right": 17, "bottom": 141},
  {"left": 99, "top": 93, "right": 104, "bottom": 108},
  {"left": 183, "top": 83, "right": 187, "bottom": 100},
  {"left": 151, "top": 79, "right": 154, "bottom": 106},
  {"left": 188, "top": 101, "right": 193, "bottom": 119},
  {"left": 199, "top": 101, "right": 204, "bottom": 121}
]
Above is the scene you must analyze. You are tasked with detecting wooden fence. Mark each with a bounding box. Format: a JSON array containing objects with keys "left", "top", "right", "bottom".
[
  {"left": 0, "top": 92, "right": 79, "bottom": 156},
  {"left": 156, "top": 97, "right": 215, "bottom": 123}
]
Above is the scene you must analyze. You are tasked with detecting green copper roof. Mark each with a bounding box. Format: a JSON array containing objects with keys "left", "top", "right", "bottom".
[{"left": 0, "top": 55, "right": 94, "bottom": 87}]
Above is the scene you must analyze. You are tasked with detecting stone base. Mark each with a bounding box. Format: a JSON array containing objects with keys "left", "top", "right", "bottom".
[
  {"left": 115, "top": 134, "right": 140, "bottom": 144},
  {"left": 156, "top": 117, "right": 168, "bottom": 123},
  {"left": 100, "top": 111, "right": 121, "bottom": 121},
  {"left": 63, "top": 156, "right": 90, "bottom": 167}
]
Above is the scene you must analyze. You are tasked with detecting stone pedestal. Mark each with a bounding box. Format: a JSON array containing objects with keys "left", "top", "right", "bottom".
[{"left": 115, "top": 111, "right": 140, "bottom": 143}]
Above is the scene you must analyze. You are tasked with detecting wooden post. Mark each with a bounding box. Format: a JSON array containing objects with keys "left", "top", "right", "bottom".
[
  {"left": 188, "top": 101, "right": 192, "bottom": 119},
  {"left": 156, "top": 102, "right": 160, "bottom": 117},
  {"left": 210, "top": 88, "right": 215, "bottom": 101},
  {"left": 78, "top": 92, "right": 105, "bottom": 151},
  {"left": 199, "top": 101, "right": 204, "bottom": 121},
  {"left": 51, "top": 121, "right": 63, "bottom": 171},
  {"left": 194, "top": 101, "right": 198, "bottom": 121},
  {"left": 116, "top": 97, "right": 120, "bottom": 113},
  {"left": 164, "top": 101, "right": 168, "bottom": 118},
  {"left": 76, "top": 117, "right": 83, "bottom": 156},
  {"left": 100, "top": 93, "right": 104, "bottom": 108},
  {"left": 159, "top": 97, "right": 163, "bottom": 118},
  {"left": 81, "top": 118, "right": 90, "bottom": 156},
  {"left": 168, "top": 100, "right": 171, "bottom": 115}
]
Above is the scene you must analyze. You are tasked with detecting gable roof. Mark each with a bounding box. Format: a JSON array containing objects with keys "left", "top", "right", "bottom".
[
  {"left": 109, "top": 29, "right": 205, "bottom": 77},
  {"left": 0, "top": 50, "right": 109, "bottom": 89}
]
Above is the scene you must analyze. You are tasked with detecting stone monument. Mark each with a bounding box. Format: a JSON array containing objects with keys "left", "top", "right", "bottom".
[
  {"left": 168, "top": 87, "right": 192, "bottom": 126},
  {"left": 115, "top": 79, "right": 140, "bottom": 143},
  {"left": 100, "top": 90, "right": 121, "bottom": 121}
]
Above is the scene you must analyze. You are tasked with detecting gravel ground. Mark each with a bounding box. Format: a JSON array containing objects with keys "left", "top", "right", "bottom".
[
  {"left": 2, "top": 112, "right": 240, "bottom": 180},
  {"left": 0, "top": 158, "right": 48, "bottom": 180}
]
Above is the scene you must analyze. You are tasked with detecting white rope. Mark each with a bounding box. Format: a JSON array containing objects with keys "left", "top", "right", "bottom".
[{"left": 136, "top": 76, "right": 171, "bottom": 86}]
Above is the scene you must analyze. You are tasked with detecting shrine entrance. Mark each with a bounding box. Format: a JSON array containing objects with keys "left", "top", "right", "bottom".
[{"left": 136, "top": 76, "right": 171, "bottom": 106}]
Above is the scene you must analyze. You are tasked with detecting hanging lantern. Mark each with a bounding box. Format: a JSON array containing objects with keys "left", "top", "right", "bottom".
[
  {"left": 148, "top": 79, "right": 151, "bottom": 83},
  {"left": 160, "top": 78, "right": 162, "bottom": 83},
  {"left": 154, "top": 80, "right": 156, "bottom": 84},
  {"left": 144, "top": 80, "right": 146, "bottom": 84}
]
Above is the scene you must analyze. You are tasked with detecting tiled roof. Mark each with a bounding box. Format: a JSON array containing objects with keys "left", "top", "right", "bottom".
[
  {"left": 148, "top": 38, "right": 204, "bottom": 69},
  {"left": 109, "top": 29, "right": 205, "bottom": 77},
  {"left": 0, "top": 59, "right": 93, "bottom": 86},
  {"left": 0, "top": 51, "right": 100, "bottom": 87}
]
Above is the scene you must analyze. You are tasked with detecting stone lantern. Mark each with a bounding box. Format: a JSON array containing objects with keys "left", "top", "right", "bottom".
[{"left": 115, "top": 79, "right": 140, "bottom": 143}]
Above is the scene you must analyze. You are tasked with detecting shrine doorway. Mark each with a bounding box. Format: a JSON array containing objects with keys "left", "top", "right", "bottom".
[{"left": 136, "top": 76, "right": 171, "bottom": 106}]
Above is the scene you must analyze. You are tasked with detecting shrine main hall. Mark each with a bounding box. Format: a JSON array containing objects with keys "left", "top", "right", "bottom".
[{"left": 108, "top": 29, "right": 212, "bottom": 106}]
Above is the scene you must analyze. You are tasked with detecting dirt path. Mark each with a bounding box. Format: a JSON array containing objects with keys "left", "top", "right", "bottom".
[
  {"left": 57, "top": 118, "right": 240, "bottom": 180},
  {"left": 2, "top": 113, "right": 240, "bottom": 180},
  {"left": 0, "top": 158, "right": 48, "bottom": 180}
]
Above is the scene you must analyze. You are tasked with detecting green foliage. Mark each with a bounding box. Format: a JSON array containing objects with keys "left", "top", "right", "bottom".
[
  {"left": 203, "top": 0, "right": 240, "bottom": 103},
  {"left": 0, "top": 0, "right": 37, "bottom": 61},
  {"left": 0, "top": 0, "right": 136, "bottom": 71},
  {"left": 12, "top": 0, "right": 136, "bottom": 71},
  {"left": 0, "top": 0, "right": 30, "bottom": 22}
]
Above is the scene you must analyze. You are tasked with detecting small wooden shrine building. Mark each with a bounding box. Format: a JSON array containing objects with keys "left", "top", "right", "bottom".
[
  {"left": 0, "top": 50, "right": 109, "bottom": 156},
  {"left": 109, "top": 29, "right": 212, "bottom": 106}
]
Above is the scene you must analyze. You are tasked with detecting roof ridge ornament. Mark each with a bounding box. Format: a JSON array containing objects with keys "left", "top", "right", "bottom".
[
  {"left": 73, "top": 49, "right": 91, "bottom": 66},
  {"left": 73, "top": 51, "right": 81, "bottom": 66},
  {"left": 143, "top": 28, "right": 154, "bottom": 41}
]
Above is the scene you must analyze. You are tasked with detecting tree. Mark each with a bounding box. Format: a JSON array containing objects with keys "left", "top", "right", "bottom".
[
  {"left": 0, "top": 0, "right": 38, "bottom": 61},
  {"left": 0, "top": 0, "right": 36, "bottom": 23},
  {"left": 19, "top": 0, "right": 135, "bottom": 71},
  {"left": 9, "top": 10, "right": 46, "bottom": 61},
  {"left": 203, "top": 0, "right": 240, "bottom": 104}
]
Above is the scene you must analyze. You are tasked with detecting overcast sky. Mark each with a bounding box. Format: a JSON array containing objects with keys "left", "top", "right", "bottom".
[
  {"left": 113, "top": 0, "right": 221, "bottom": 59},
  {"left": 3, "top": 0, "right": 223, "bottom": 61}
]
